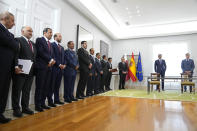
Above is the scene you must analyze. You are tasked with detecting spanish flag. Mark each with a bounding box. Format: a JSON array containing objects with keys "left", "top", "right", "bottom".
[{"left": 128, "top": 52, "right": 137, "bottom": 82}]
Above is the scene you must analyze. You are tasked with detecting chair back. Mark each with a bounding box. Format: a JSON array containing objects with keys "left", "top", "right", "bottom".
[
  {"left": 151, "top": 73, "right": 160, "bottom": 81},
  {"left": 181, "top": 73, "right": 190, "bottom": 82}
]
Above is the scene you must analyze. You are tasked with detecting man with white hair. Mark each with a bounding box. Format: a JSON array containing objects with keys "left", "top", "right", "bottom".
[
  {"left": 12, "top": 26, "right": 36, "bottom": 117},
  {"left": 0, "top": 11, "right": 19, "bottom": 123}
]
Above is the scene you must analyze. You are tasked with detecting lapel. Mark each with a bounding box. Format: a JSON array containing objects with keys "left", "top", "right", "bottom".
[
  {"left": 0, "top": 23, "right": 12, "bottom": 37},
  {"left": 21, "top": 37, "right": 34, "bottom": 54},
  {"left": 41, "top": 37, "right": 50, "bottom": 54}
]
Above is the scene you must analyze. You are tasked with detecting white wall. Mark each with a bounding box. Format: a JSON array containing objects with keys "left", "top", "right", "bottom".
[{"left": 112, "top": 34, "right": 197, "bottom": 88}]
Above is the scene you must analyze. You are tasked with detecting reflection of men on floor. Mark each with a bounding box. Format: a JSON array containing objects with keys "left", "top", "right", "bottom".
[
  {"left": 154, "top": 54, "right": 166, "bottom": 91},
  {"left": 181, "top": 53, "right": 195, "bottom": 92},
  {"left": 87, "top": 48, "right": 96, "bottom": 96},
  {"left": 118, "top": 57, "right": 128, "bottom": 90},
  {"left": 95, "top": 53, "right": 103, "bottom": 94},
  {"left": 106, "top": 57, "right": 112, "bottom": 90},
  {"left": 100, "top": 55, "right": 108, "bottom": 92}
]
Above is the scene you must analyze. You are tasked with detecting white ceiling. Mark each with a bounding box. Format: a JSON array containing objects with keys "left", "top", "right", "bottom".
[{"left": 67, "top": 0, "right": 197, "bottom": 40}]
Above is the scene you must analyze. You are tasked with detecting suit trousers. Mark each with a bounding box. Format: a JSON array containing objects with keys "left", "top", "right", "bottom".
[
  {"left": 0, "top": 70, "right": 12, "bottom": 114},
  {"left": 87, "top": 75, "right": 95, "bottom": 95},
  {"left": 106, "top": 73, "right": 112, "bottom": 90},
  {"left": 76, "top": 70, "right": 89, "bottom": 97},
  {"left": 94, "top": 74, "right": 101, "bottom": 93},
  {"left": 156, "top": 74, "right": 165, "bottom": 90},
  {"left": 119, "top": 74, "right": 126, "bottom": 89},
  {"left": 12, "top": 74, "right": 34, "bottom": 110},
  {"left": 47, "top": 67, "right": 62, "bottom": 104},
  {"left": 64, "top": 75, "right": 76, "bottom": 100},
  {"left": 35, "top": 67, "right": 52, "bottom": 107},
  {"left": 100, "top": 73, "right": 107, "bottom": 91}
]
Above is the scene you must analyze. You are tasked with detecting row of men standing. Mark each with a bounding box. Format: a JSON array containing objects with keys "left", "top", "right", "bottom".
[
  {"left": 76, "top": 42, "right": 113, "bottom": 99},
  {"left": 0, "top": 11, "right": 113, "bottom": 124}
]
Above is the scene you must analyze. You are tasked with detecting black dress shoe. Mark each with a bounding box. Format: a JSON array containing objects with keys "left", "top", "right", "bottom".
[
  {"left": 35, "top": 106, "right": 44, "bottom": 112},
  {"left": 54, "top": 101, "right": 64, "bottom": 105},
  {"left": 22, "top": 108, "right": 34, "bottom": 115},
  {"left": 76, "top": 96, "right": 84, "bottom": 99},
  {"left": 48, "top": 103, "right": 56, "bottom": 107},
  {"left": 0, "top": 114, "right": 11, "bottom": 124},
  {"left": 41, "top": 105, "right": 51, "bottom": 109},
  {"left": 64, "top": 100, "right": 72, "bottom": 103},
  {"left": 13, "top": 109, "right": 23, "bottom": 117},
  {"left": 86, "top": 94, "right": 92, "bottom": 97},
  {"left": 71, "top": 98, "right": 78, "bottom": 101}
]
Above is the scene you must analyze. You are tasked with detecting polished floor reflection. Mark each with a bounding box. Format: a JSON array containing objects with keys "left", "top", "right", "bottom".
[{"left": 0, "top": 96, "right": 197, "bottom": 131}]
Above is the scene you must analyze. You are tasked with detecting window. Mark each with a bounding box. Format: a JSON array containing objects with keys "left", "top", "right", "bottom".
[{"left": 153, "top": 41, "right": 188, "bottom": 76}]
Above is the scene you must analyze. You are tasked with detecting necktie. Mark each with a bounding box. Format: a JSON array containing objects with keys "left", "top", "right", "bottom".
[
  {"left": 47, "top": 41, "right": 51, "bottom": 52},
  {"left": 58, "top": 44, "right": 61, "bottom": 52},
  {"left": 28, "top": 40, "right": 33, "bottom": 53}
]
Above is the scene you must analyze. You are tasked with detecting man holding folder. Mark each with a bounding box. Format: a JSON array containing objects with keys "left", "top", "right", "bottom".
[{"left": 12, "top": 26, "right": 36, "bottom": 117}]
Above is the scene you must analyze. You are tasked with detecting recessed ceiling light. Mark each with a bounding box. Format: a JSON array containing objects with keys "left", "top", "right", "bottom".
[
  {"left": 126, "top": 7, "right": 129, "bottom": 10},
  {"left": 112, "top": 0, "right": 118, "bottom": 3},
  {"left": 125, "top": 21, "right": 130, "bottom": 26},
  {"left": 137, "top": 10, "right": 140, "bottom": 13}
]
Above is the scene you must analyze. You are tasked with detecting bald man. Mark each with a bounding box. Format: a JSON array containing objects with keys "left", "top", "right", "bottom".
[
  {"left": 0, "top": 11, "right": 19, "bottom": 123},
  {"left": 47, "top": 33, "right": 65, "bottom": 106},
  {"left": 12, "top": 26, "right": 36, "bottom": 117}
]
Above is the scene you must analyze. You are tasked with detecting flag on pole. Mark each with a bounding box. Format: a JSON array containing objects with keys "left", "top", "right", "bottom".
[
  {"left": 128, "top": 52, "right": 137, "bottom": 82},
  {"left": 136, "top": 52, "right": 143, "bottom": 82}
]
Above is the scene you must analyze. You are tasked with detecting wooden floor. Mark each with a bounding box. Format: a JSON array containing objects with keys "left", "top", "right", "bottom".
[{"left": 1, "top": 96, "right": 197, "bottom": 131}]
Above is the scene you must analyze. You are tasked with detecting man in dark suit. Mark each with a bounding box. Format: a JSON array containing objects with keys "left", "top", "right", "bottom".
[
  {"left": 64, "top": 41, "right": 79, "bottom": 103},
  {"left": 0, "top": 11, "right": 19, "bottom": 123},
  {"left": 181, "top": 53, "right": 195, "bottom": 92},
  {"left": 34, "top": 28, "right": 56, "bottom": 112},
  {"left": 47, "top": 33, "right": 65, "bottom": 106},
  {"left": 106, "top": 57, "right": 113, "bottom": 91},
  {"left": 12, "top": 26, "right": 36, "bottom": 117},
  {"left": 118, "top": 57, "right": 128, "bottom": 90},
  {"left": 87, "top": 48, "right": 96, "bottom": 96},
  {"left": 94, "top": 53, "right": 103, "bottom": 94},
  {"left": 154, "top": 54, "right": 167, "bottom": 91},
  {"left": 76, "top": 41, "right": 92, "bottom": 99},
  {"left": 100, "top": 55, "right": 108, "bottom": 92}
]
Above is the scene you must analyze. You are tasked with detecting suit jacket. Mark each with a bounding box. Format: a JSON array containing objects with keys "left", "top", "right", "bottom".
[
  {"left": 14, "top": 36, "right": 36, "bottom": 75},
  {"left": 181, "top": 59, "right": 195, "bottom": 73},
  {"left": 95, "top": 58, "right": 102, "bottom": 74},
  {"left": 51, "top": 42, "right": 65, "bottom": 68},
  {"left": 101, "top": 59, "right": 108, "bottom": 75},
  {"left": 154, "top": 59, "right": 166, "bottom": 75},
  {"left": 77, "top": 47, "right": 91, "bottom": 73},
  {"left": 0, "top": 23, "right": 19, "bottom": 72},
  {"left": 118, "top": 62, "right": 128, "bottom": 75},
  {"left": 35, "top": 37, "right": 53, "bottom": 69},
  {"left": 89, "top": 55, "right": 96, "bottom": 74},
  {"left": 64, "top": 49, "right": 78, "bottom": 76}
]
